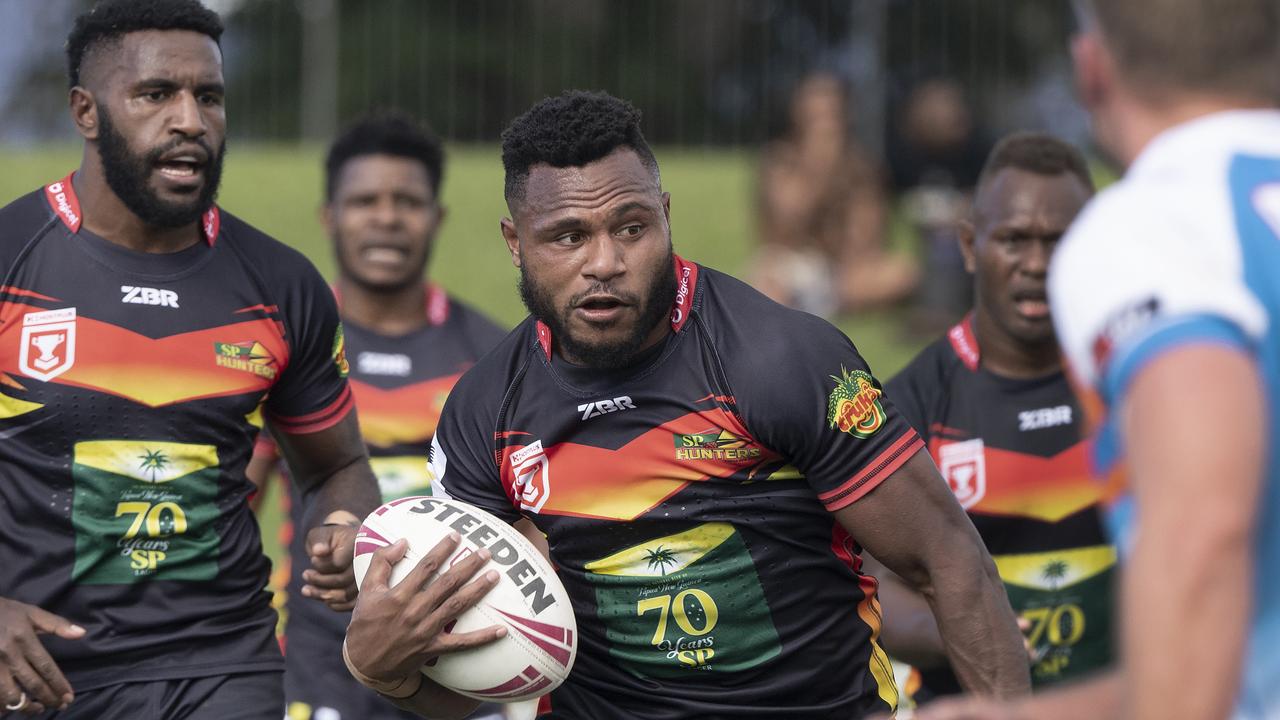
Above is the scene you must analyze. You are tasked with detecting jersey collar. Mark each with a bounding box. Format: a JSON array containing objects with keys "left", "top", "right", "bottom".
[
  {"left": 331, "top": 282, "right": 451, "bottom": 328},
  {"left": 535, "top": 254, "right": 700, "bottom": 362},
  {"left": 947, "top": 312, "right": 981, "bottom": 371},
  {"left": 45, "top": 171, "right": 220, "bottom": 246}
]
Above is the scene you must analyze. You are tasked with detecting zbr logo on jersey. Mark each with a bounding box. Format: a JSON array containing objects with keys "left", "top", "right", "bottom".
[
  {"left": 19, "top": 308, "right": 76, "bottom": 382},
  {"left": 121, "top": 285, "right": 179, "bottom": 308},
  {"left": 510, "top": 440, "right": 551, "bottom": 513},
  {"left": 938, "top": 438, "right": 986, "bottom": 509},
  {"left": 826, "top": 367, "right": 886, "bottom": 438}
]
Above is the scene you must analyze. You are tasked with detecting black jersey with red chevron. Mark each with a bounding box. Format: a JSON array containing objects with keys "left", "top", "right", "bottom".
[
  {"left": 887, "top": 315, "right": 1120, "bottom": 690},
  {"left": 0, "top": 177, "right": 352, "bottom": 691},
  {"left": 431, "top": 257, "right": 923, "bottom": 719}
]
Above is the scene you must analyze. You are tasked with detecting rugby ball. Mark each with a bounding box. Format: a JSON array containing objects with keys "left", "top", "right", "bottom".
[{"left": 352, "top": 495, "right": 576, "bottom": 702}]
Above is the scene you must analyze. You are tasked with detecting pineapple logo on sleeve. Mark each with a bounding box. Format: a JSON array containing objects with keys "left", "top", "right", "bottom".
[
  {"left": 71, "top": 440, "right": 221, "bottom": 584},
  {"left": 583, "top": 523, "right": 781, "bottom": 678},
  {"left": 827, "top": 367, "right": 886, "bottom": 439}
]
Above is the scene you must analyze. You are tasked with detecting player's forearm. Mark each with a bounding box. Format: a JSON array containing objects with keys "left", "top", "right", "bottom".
[
  {"left": 926, "top": 554, "right": 1029, "bottom": 697},
  {"left": 301, "top": 458, "right": 382, "bottom": 531},
  {"left": 864, "top": 555, "right": 948, "bottom": 668}
]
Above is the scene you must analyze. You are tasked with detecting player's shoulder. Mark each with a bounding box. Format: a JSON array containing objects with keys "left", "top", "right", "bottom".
[
  {"left": 216, "top": 210, "right": 321, "bottom": 283},
  {"left": 0, "top": 186, "right": 59, "bottom": 247},
  {"left": 444, "top": 315, "right": 538, "bottom": 415},
  {"left": 696, "top": 264, "right": 851, "bottom": 358},
  {"left": 889, "top": 333, "right": 963, "bottom": 394}
]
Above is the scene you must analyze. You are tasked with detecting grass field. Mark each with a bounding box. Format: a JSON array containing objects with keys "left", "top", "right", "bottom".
[{"left": 0, "top": 144, "right": 930, "bottom": 565}]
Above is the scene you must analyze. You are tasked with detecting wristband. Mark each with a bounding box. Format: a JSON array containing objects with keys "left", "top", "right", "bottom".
[{"left": 342, "top": 639, "right": 424, "bottom": 699}]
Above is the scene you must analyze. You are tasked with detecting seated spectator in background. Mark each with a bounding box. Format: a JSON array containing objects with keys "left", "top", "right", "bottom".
[
  {"left": 887, "top": 76, "right": 993, "bottom": 330},
  {"left": 752, "top": 73, "right": 918, "bottom": 316}
]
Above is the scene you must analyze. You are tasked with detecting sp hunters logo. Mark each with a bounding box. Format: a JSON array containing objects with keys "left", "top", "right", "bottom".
[
  {"left": 19, "top": 308, "right": 77, "bottom": 381},
  {"left": 332, "top": 324, "right": 350, "bottom": 378},
  {"left": 673, "top": 430, "right": 762, "bottom": 463},
  {"left": 938, "top": 438, "right": 986, "bottom": 509},
  {"left": 826, "top": 367, "right": 886, "bottom": 438},
  {"left": 213, "top": 341, "right": 278, "bottom": 380}
]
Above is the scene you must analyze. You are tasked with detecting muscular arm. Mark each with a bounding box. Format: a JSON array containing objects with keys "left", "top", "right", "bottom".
[
  {"left": 1120, "top": 345, "right": 1263, "bottom": 719},
  {"left": 272, "top": 412, "right": 382, "bottom": 609},
  {"left": 859, "top": 553, "right": 948, "bottom": 669},
  {"left": 838, "top": 449, "right": 1029, "bottom": 697}
]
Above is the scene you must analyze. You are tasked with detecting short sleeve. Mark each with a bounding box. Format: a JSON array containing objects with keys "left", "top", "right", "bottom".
[
  {"left": 731, "top": 313, "right": 925, "bottom": 512},
  {"left": 264, "top": 263, "right": 354, "bottom": 434},
  {"left": 430, "top": 388, "right": 521, "bottom": 524},
  {"left": 1049, "top": 187, "right": 1267, "bottom": 408}
]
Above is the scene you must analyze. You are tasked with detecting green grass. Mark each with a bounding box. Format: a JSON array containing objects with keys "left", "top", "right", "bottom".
[{"left": 0, "top": 144, "right": 929, "bottom": 565}]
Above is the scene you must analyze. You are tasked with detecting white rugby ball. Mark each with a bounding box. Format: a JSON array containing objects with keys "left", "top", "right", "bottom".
[{"left": 352, "top": 495, "right": 576, "bottom": 702}]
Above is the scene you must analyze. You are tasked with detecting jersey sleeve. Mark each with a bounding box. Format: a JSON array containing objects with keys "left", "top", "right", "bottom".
[
  {"left": 730, "top": 311, "right": 925, "bottom": 512},
  {"left": 264, "top": 261, "right": 354, "bottom": 435},
  {"left": 1050, "top": 187, "right": 1268, "bottom": 410},
  {"left": 429, "top": 380, "right": 521, "bottom": 524}
]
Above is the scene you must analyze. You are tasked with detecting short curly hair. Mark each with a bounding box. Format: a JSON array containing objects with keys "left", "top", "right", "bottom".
[
  {"left": 976, "top": 132, "right": 1094, "bottom": 194},
  {"left": 325, "top": 113, "right": 445, "bottom": 201},
  {"left": 501, "top": 90, "right": 659, "bottom": 207},
  {"left": 67, "top": 0, "right": 224, "bottom": 88}
]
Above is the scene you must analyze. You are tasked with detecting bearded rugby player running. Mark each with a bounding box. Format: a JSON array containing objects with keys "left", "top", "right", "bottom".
[
  {"left": 340, "top": 91, "right": 1029, "bottom": 719},
  {"left": 0, "top": 1, "right": 379, "bottom": 716}
]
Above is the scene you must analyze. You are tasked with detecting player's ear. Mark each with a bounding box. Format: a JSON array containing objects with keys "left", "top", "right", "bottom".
[
  {"left": 661, "top": 191, "right": 671, "bottom": 222},
  {"left": 1071, "top": 32, "right": 1111, "bottom": 113},
  {"left": 958, "top": 220, "right": 978, "bottom": 274},
  {"left": 500, "top": 217, "right": 521, "bottom": 268},
  {"left": 320, "top": 202, "right": 335, "bottom": 237},
  {"left": 69, "top": 87, "right": 99, "bottom": 141}
]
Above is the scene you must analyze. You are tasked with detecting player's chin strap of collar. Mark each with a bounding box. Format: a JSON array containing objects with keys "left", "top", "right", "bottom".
[{"left": 343, "top": 639, "right": 425, "bottom": 698}]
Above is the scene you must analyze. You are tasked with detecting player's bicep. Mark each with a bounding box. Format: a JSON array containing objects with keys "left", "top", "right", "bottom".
[
  {"left": 271, "top": 412, "right": 368, "bottom": 494},
  {"left": 834, "top": 448, "right": 988, "bottom": 592}
]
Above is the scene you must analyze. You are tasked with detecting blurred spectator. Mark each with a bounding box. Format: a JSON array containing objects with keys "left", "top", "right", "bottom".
[
  {"left": 888, "top": 76, "right": 993, "bottom": 330},
  {"left": 751, "top": 73, "right": 918, "bottom": 317}
]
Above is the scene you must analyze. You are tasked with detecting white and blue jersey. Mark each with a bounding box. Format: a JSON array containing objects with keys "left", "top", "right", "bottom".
[{"left": 1050, "top": 110, "right": 1280, "bottom": 719}]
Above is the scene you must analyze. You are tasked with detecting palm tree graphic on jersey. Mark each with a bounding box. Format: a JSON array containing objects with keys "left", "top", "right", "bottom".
[
  {"left": 1042, "top": 559, "right": 1069, "bottom": 590},
  {"left": 138, "top": 449, "right": 170, "bottom": 481},
  {"left": 645, "top": 546, "right": 678, "bottom": 575}
]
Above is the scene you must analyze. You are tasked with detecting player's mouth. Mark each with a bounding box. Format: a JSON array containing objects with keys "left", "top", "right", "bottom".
[
  {"left": 153, "top": 148, "right": 209, "bottom": 191},
  {"left": 1012, "top": 289, "right": 1050, "bottom": 320},
  {"left": 573, "top": 294, "right": 632, "bottom": 323},
  {"left": 359, "top": 243, "right": 412, "bottom": 267}
]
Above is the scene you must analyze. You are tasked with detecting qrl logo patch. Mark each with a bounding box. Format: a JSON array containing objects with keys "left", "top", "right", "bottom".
[
  {"left": 826, "top": 367, "right": 886, "bottom": 438},
  {"left": 510, "top": 440, "right": 551, "bottom": 514},
  {"left": 939, "top": 438, "right": 986, "bottom": 509},
  {"left": 19, "top": 307, "right": 76, "bottom": 381}
]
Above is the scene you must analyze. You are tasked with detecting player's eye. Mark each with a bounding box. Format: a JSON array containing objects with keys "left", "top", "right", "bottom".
[
  {"left": 556, "top": 232, "right": 584, "bottom": 245},
  {"left": 143, "top": 90, "right": 170, "bottom": 102},
  {"left": 618, "top": 224, "right": 644, "bottom": 238},
  {"left": 198, "top": 93, "right": 224, "bottom": 107}
]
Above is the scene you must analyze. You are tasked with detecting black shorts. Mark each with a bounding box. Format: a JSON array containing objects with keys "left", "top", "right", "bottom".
[{"left": 12, "top": 671, "right": 282, "bottom": 720}]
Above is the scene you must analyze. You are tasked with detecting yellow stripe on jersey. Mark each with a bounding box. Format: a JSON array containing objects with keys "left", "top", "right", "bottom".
[
  {"left": 74, "top": 440, "right": 219, "bottom": 483},
  {"left": 993, "top": 545, "right": 1118, "bottom": 591},
  {"left": 0, "top": 391, "right": 42, "bottom": 419},
  {"left": 584, "top": 522, "right": 736, "bottom": 577},
  {"left": 857, "top": 592, "right": 900, "bottom": 711}
]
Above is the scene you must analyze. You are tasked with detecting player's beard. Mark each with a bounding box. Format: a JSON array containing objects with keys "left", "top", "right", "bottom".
[
  {"left": 97, "top": 105, "right": 224, "bottom": 229},
  {"left": 519, "top": 244, "right": 677, "bottom": 370}
]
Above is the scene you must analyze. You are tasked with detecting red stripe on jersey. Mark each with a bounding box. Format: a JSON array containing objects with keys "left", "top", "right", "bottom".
[
  {"left": 947, "top": 313, "right": 980, "bottom": 371},
  {"left": 46, "top": 172, "right": 220, "bottom": 245},
  {"left": 670, "top": 255, "right": 699, "bottom": 333},
  {"left": 350, "top": 374, "right": 459, "bottom": 448},
  {"left": 45, "top": 174, "right": 82, "bottom": 232},
  {"left": 235, "top": 304, "right": 280, "bottom": 315},
  {"left": 269, "top": 383, "right": 354, "bottom": 434},
  {"left": 0, "top": 286, "right": 59, "bottom": 302},
  {"left": 426, "top": 283, "right": 450, "bottom": 326},
  {"left": 818, "top": 431, "right": 924, "bottom": 511}
]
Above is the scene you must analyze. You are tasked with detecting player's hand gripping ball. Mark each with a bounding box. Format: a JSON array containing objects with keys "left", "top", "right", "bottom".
[{"left": 352, "top": 496, "right": 577, "bottom": 702}]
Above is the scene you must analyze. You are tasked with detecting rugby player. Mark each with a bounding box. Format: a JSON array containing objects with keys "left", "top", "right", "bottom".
[
  {"left": 913, "top": 0, "right": 1280, "bottom": 718},
  {"left": 0, "top": 1, "right": 380, "bottom": 716},
  {"left": 247, "top": 114, "right": 507, "bottom": 720},
  {"left": 869, "top": 133, "right": 1118, "bottom": 697},
  {"left": 340, "top": 91, "right": 1030, "bottom": 719}
]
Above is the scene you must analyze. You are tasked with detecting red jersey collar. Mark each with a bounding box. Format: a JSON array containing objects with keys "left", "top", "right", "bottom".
[
  {"left": 947, "top": 312, "right": 981, "bottom": 371},
  {"left": 535, "top": 254, "right": 699, "bottom": 362},
  {"left": 331, "top": 282, "right": 450, "bottom": 327},
  {"left": 45, "top": 172, "right": 220, "bottom": 246}
]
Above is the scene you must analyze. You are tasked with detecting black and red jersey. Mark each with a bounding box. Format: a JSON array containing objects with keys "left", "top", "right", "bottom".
[
  {"left": 431, "top": 257, "right": 924, "bottom": 719},
  {"left": 886, "top": 315, "right": 1121, "bottom": 690},
  {"left": 265, "top": 287, "right": 505, "bottom": 664},
  {"left": 0, "top": 176, "right": 352, "bottom": 691}
]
